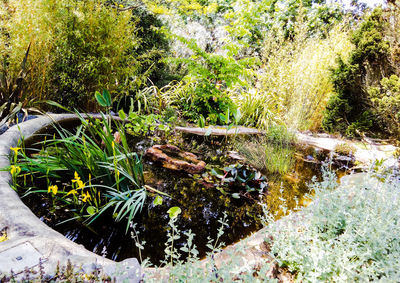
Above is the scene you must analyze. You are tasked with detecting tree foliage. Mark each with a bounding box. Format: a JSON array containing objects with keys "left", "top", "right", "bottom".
[{"left": 322, "top": 8, "right": 392, "bottom": 136}]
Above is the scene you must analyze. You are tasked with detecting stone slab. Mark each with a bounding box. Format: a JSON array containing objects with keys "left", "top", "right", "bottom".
[
  {"left": 0, "top": 242, "right": 42, "bottom": 273},
  {"left": 175, "top": 125, "right": 265, "bottom": 136}
]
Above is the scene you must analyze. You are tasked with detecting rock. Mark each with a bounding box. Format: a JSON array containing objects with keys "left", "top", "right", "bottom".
[
  {"left": 103, "top": 258, "right": 142, "bottom": 282},
  {"left": 175, "top": 126, "right": 265, "bottom": 136},
  {"left": 227, "top": 151, "right": 244, "bottom": 160},
  {"left": 146, "top": 144, "right": 206, "bottom": 174}
]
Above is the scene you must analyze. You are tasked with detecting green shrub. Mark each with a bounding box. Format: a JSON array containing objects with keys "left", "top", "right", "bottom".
[
  {"left": 0, "top": 0, "right": 171, "bottom": 112},
  {"left": 164, "top": 35, "right": 254, "bottom": 124},
  {"left": 369, "top": 75, "right": 400, "bottom": 137},
  {"left": 321, "top": 92, "right": 351, "bottom": 134},
  {"left": 267, "top": 169, "right": 400, "bottom": 281},
  {"left": 49, "top": 0, "right": 136, "bottom": 110},
  {"left": 322, "top": 8, "right": 391, "bottom": 136},
  {"left": 345, "top": 111, "right": 373, "bottom": 137}
]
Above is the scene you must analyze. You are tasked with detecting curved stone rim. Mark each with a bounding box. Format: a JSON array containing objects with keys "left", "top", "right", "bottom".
[{"left": 0, "top": 113, "right": 141, "bottom": 280}]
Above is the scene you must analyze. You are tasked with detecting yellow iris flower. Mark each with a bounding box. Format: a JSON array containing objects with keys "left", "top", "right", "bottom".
[
  {"left": 77, "top": 180, "right": 85, "bottom": 189},
  {"left": 81, "top": 191, "right": 91, "bottom": 202},
  {"left": 71, "top": 172, "right": 85, "bottom": 189},
  {"left": 48, "top": 185, "right": 58, "bottom": 195},
  {"left": 67, "top": 189, "right": 77, "bottom": 196},
  {"left": 10, "top": 165, "right": 21, "bottom": 175},
  {"left": 10, "top": 147, "right": 21, "bottom": 155},
  {"left": 72, "top": 171, "right": 81, "bottom": 182}
]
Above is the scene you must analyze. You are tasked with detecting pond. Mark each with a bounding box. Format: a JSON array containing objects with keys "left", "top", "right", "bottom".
[{"left": 16, "top": 122, "right": 345, "bottom": 265}]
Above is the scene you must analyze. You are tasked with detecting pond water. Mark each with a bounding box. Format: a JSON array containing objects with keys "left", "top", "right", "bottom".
[{"left": 19, "top": 128, "right": 343, "bottom": 265}]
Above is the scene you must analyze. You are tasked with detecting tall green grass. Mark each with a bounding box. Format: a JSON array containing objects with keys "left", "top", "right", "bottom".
[
  {"left": 235, "top": 125, "right": 296, "bottom": 175},
  {"left": 235, "top": 23, "right": 353, "bottom": 131}
]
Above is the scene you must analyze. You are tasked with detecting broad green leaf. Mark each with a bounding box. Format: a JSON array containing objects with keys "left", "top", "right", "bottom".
[
  {"left": 167, "top": 206, "right": 181, "bottom": 219},
  {"left": 95, "top": 91, "right": 108, "bottom": 107},
  {"left": 153, "top": 195, "right": 163, "bottom": 206},
  {"left": 118, "top": 109, "right": 126, "bottom": 120},
  {"left": 87, "top": 206, "right": 96, "bottom": 215},
  {"left": 233, "top": 108, "right": 242, "bottom": 124},
  {"left": 198, "top": 115, "right": 206, "bottom": 128},
  {"left": 102, "top": 89, "right": 112, "bottom": 107},
  {"left": 210, "top": 167, "right": 224, "bottom": 178},
  {"left": 219, "top": 113, "right": 226, "bottom": 123}
]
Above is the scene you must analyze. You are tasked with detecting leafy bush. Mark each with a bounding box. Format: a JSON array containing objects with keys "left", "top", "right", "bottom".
[
  {"left": 321, "top": 90, "right": 351, "bottom": 134},
  {"left": 164, "top": 35, "right": 255, "bottom": 124},
  {"left": 369, "top": 75, "right": 400, "bottom": 137},
  {"left": 0, "top": 0, "right": 170, "bottom": 111},
  {"left": 267, "top": 169, "right": 400, "bottom": 281},
  {"left": 48, "top": 0, "right": 136, "bottom": 110},
  {"left": 322, "top": 8, "right": 391, "bottom": 136}
]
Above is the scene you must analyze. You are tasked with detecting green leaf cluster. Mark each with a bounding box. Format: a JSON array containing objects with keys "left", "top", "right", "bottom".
[{"left": 165, "top": 35, "right": 256, "bottom": 124}]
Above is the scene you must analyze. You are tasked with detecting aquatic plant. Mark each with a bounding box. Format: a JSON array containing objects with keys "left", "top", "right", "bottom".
[
  {"left": 235, "top": 127, "right": 296, "bottom": 175},
  {"left": 125, "top": 111, "right": 171, "bottom": 137},
  {"left": 210, "top": 163, "right": 268, "bottom": 199},
  {"left": 10, "top": 111, "right": 166, "bottom": 231}
]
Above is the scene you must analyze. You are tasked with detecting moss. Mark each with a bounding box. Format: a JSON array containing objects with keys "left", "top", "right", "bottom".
[{"left": 334, "top": 143, "right": 357, "bottom": 156}]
